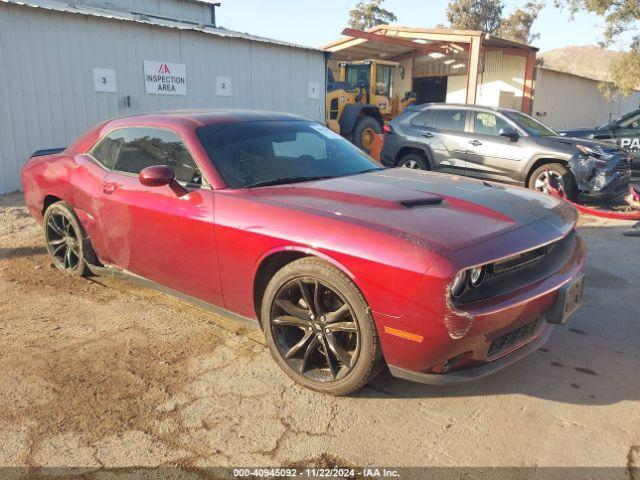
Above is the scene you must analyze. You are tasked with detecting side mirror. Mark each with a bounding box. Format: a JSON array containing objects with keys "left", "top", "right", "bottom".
[
  {"left": 140, "top": 165, "right": 189, "bottom": 196},
  {"left": 139, "top": 165, "right": 175, "bottom": 187},
  {"left": 499, "top": 127, "right": 519, "bottom": 142}
]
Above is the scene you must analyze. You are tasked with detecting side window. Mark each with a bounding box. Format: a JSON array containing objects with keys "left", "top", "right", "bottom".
[
  {"left": 410, "top": 109, "right": 437, "bottom": 128},
  {"left": 114, "top": 127, "right": 203, "bottom": 185},
  {"left": 375, "top": 65, "right": 392, "bottom": 96},
  {"left": 619, "top": 113, "right": 640, "bottom": 129},
  {"left": 89, "top": 129, "right": 126, "bottom": 169},
  {"left": 473, "top": 112, "right": 511, "bottom": 136},
  {"left": 435, "top": 109, "right": 467, "bottom": 132}
]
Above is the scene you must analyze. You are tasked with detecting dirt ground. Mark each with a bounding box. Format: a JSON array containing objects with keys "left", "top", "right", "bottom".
[{"left": 0, "top": 191, "right": 639, "bottom": 476}]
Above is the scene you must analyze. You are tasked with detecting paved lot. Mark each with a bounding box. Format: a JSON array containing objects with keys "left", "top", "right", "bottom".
[{"left": 0, "top": 191, "right": 639, "bottom": 474}]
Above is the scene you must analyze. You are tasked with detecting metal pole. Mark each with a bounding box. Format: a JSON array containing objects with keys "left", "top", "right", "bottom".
[{"left": 211, "top": 2, "right": 221, "bottom": 27}]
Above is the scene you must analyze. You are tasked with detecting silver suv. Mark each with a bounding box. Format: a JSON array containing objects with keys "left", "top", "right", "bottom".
[{"left": 381, "top": 104, "right": 631, "bottom": 200}]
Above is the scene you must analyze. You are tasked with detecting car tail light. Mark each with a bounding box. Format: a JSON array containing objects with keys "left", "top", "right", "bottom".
[{"left": 383, "top": 124, "right": 394, "bottom": 134}]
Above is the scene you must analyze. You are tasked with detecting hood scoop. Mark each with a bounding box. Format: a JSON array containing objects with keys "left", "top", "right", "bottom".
[{"left": 399, "top": 195, "right": 444, "bottom": 208}]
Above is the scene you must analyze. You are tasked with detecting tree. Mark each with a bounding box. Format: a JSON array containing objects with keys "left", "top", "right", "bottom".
[
  {"left": 348, "top": 0, "right": 397, "bottom": 30},
  {"left": 498, "top": 2, "right": 544, "bottom": 43},
  {"left": 446, "top": 0, "right": 544, "bottom": 43},
  {"left": 555, "top": 0, "right": 640, "bottom": 97},
  {"left": 446, "top": 0, "right": 504, "bottom": 33}
]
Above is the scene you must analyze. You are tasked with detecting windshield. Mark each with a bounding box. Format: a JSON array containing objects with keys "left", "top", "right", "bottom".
[
  {"left": 196, "top": 120, "right": 381, "bottom": 188},
  {"left": 505, "top": 111, "right": 558, "bottom": 137},
  {"left": 345, "top": 64, "right": 370, "bottom": 89}
]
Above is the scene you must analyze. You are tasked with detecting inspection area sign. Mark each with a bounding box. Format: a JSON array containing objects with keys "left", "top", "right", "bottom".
[{"left": 144, "top": 61, "right": 186, "bottom": 96}]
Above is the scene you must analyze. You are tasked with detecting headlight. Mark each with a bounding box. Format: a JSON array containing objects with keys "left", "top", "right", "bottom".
[
  {"left": 451, "top": 266, "right": 487, "bottom": 298},
  {"left": 576, "top": 144, "right": 608, "bottom": 167},
  {"left": 576, "top": 144, "right": 600, "bottom": 156},
  {"left": 450, "top": 271, "right": 468, "bottom": 297},
  {"left": 469, "top": 266, "right": 486, "bottom": 287}
]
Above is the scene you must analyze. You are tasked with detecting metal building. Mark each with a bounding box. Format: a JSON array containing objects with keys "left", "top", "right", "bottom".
[
  {"left": 0, "top": 0, "right": 326, "bottom": 194},
  {"left": 533, "top": 67, "right": 640, "bottom": 130}
]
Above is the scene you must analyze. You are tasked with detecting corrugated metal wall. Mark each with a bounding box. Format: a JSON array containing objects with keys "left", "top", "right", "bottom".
[
  {"left": 533, "top": 68, "right": 640, "bottom": 130},
  {"left": 81, "top": 0, "right": 212, "bottom": 25},
  {"left": 445, "top": 51, "right": 526, "bottom": 109},
  {"left": 0, "top": 3, "right": 326, "bottom": 193},
  {"left": 476, "top": 51, "right": 525, "bottom": 108}
]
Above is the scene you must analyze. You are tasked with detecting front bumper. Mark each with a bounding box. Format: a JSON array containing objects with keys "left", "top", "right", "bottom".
[
  {"left": 580, "top": 171, "right": 631, "bottom": 200},
  {"left": 387, "top": 272, "right": 584, "bottom": 384},
  {"left": 378, "top": 230, "right": 586, "bottom": 385},
  {"left": 388, "top": 322, "right": 554, "bottom": 385}
]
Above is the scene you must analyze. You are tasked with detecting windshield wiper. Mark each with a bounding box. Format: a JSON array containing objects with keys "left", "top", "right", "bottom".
[{"left": 245, "top": 175, "right": 334, "bottom": 188}]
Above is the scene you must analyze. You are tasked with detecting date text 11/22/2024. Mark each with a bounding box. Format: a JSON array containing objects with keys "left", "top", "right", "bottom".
[{"left": 233, "top": 468, "right": 401, "bottom": 477}]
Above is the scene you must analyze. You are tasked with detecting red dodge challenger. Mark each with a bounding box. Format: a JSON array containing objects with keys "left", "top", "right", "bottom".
[{"left": 22, "top": 110, "right": 586, "bottom": 395}]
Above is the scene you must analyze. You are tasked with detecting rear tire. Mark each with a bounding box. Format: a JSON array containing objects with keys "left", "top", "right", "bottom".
[
  {"left": 261, "top": 257, "right": 382, "bottom": 395},
  {"left": 352, "top": 116, "right": 382, "bottom": 153},
  {"left": 43, "top": 201, "right": 91, "bottom": 277},
  {"left": 398, "top": 152, "right": 429, "bottom": 170},
  {"left": 528, "top": 163, "right": 578, "bottom": 200}
]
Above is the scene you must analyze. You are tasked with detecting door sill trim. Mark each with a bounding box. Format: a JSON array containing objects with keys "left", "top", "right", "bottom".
[{"left": 88, "top": 264, "right": 264, "bottom": 340}]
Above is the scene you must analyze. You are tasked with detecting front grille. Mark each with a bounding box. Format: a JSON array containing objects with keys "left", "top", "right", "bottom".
[
  {"left": 487, "top": 319, "right": 540, "bottom": 358},
  {"left": 615, "top": 156, "right": 632, "bottom": 173},
  {"left": 453, "top": 232, "right": 576, "bottom": 306},
  {"left": 488, "top": 243, "right": 555, "bottom": 277}
]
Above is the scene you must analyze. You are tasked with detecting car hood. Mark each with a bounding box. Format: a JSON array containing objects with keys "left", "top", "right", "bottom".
[
  {"left": 250, "top": 169, "right": 576, "bottom": 254},
  {"left": 558, "top": 128, "right": 600, "bottom": 138},
  {"left": 536, "top": 135, "right": 613, "bottom": 152}
]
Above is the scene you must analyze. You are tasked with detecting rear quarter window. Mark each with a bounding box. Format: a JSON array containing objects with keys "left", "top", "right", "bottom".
[
  {"left": 410, "top": 109, "right": 437, "bottom": 128},
  {"left": 89, "top": 129, "right": 126, "bottom": 169}
]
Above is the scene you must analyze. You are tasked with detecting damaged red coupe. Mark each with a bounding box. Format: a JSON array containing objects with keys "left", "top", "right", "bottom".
[{"left": 22, "top": 111, "right": 586, "bottom": 395}]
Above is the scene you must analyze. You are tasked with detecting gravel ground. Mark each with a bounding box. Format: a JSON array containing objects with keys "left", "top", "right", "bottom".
[{"left": 0, "top": 191, "right": 639, "bottom": 476}]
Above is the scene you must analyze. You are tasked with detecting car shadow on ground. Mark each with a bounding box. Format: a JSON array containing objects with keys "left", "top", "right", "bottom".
[
  {"left": 362, "top": 223, "right": 640, "bottom": 405},
  {"left": 0, "top": 246, "right": 47, "bottom": 258}
]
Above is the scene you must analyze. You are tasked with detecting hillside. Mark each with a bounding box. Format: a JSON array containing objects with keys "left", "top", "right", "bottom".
[{"left": 538, "top": 45, "right": 621, "bottom": 82}]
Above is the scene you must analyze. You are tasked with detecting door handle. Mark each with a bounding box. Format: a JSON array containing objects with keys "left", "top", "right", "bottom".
[
  {"left": 101, "top": 182, "right": 117, "bottom": 194},
  {"left": 469, "top": 140, "right": 482, "bottom": 146},
  {"left": 421, "top": 132, "right": 433, "bottom": 138}
]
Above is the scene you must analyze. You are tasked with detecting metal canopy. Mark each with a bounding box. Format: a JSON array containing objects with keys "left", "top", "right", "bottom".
[
  {"left": 321, "top": 25, "right": 538, "bottom": 113},
  {"left": 323, "top": 25, "right": 537, "bottom": 61}
]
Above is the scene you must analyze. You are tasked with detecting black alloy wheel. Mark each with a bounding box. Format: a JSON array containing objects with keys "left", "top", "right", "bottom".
[
  {"left": 262, "top": 257, "right": 381, "bottom": 395},
  {"left": 43, "top": 202, "right": 90, "bottom": 276},
  {"left": 270, "top": 277, "right": 360, "bottom": 382}
]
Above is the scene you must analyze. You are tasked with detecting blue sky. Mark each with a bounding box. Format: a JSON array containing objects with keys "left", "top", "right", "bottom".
[{"left": 215, "top": 0, "right": 633, "bottom": 52}]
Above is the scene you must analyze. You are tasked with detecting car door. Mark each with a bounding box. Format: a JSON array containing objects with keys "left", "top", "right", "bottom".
[
  {"left": 465, "top": 110, "right": 526, "bottom": 184},
  {"left": 95, "top": 126, "right": 224, "bottom": 306},
  {"left": 65, "top": 129, "right": 126, "bottom": 260},
  {"left": 427, "top": 107, "right": 470, "bottom": 175},
  {"left": 611, "top": 112, "right": 640, "bottom": 166}
]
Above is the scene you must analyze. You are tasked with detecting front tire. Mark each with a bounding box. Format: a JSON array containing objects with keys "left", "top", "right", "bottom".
[
  {"left": 528, "top": 163, "right": 578, "bottom": 200},
  {"left": 261, "top": 257, "right": 381, "bottom": 395},
  {"left": 43, "top": 201, "right": 90, "bottom": 276}
]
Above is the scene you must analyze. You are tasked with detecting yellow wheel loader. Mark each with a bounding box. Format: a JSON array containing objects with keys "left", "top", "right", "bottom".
[{"left": 326, "top": 60, "right": 416, "bottom": 152}]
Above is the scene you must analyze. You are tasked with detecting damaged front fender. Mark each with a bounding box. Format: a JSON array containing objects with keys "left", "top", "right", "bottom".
[{"left": 569, "top": 146, "right": 630, "bottom": 194}]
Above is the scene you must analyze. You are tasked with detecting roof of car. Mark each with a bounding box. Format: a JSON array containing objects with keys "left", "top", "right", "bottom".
[
  {"left": 411, "top": 103, "right": 523, "bottom": 114},
  {"left": 109, "top": 109, "right": 313, "bottom": 128}
]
